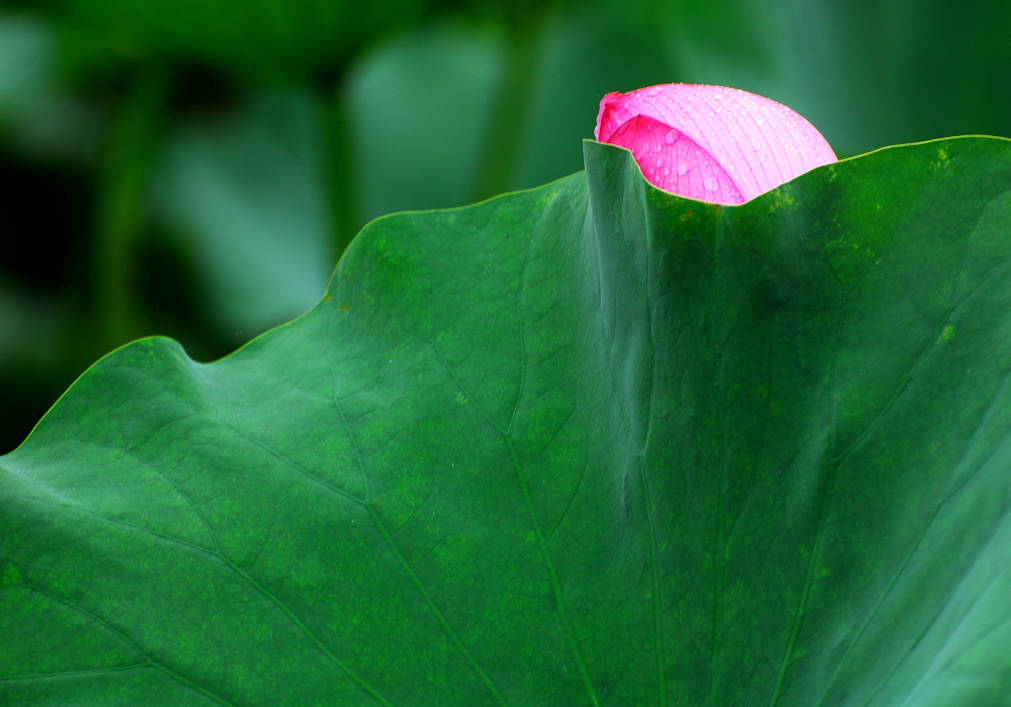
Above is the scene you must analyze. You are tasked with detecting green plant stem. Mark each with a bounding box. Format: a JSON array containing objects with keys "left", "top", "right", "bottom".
[
  {"left": 471, "top": 7, "right": 547, "bottom": 202},
  {"left": 322, "top": 80, "right": 358, "bottom": 260},
  {"left": 93, "top": 65, "right": 169, "bottom": 351}
]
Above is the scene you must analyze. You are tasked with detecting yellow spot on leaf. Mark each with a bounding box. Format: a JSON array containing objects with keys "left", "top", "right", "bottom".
[
  {"left": 768, "top": 190, "right": 796, "bottom": 213},
  {"left": 939, "top": 325, "right": 954, "bottom": 344},
  {"left": 931, "top": 147, "right": 950, "bottom": 171}
]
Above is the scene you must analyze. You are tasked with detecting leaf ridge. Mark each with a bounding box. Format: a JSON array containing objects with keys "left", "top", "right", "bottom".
[
  {"left": 815, "top": 326, "right": 1011, "bottom": 705},
  {"left": 543, "top": 409, "right": 585, "bottom": 541},
  {"left": 135, "top": 421, "right": 393, "bottom": 706},
  {"left": 711, "top": 209, "right": 731, "bottom": 706},
  {"left": 22, "top": 432, "right": 384, "bottom": 697},
  {"left": 0, "top": 663, "right": 152, "bottom": 684},
  {"left": 12, "top": 491, "right": 219, "bottom": 559},
  {"left": 19, "top": 580, "right": 232, "bottom": 705},
  {"left": 891, "top": 503, "right": 1011, "bottom": 707},
  {"left": 326, "top": 330, "right": 508, "bottom": 705},
  {"left": 366, "top": 506, "right": 509, "bottom": 706},
  {"left": 216, "top": 419, "right": 368, "bottom": 507},
  {"left": 506, "top": 235, "right": 534, "bottom": 436},
  {"left": 331, "top": 374, "right": 372, "bottom": 503},
  {"left": 426, "top": 338, "right": 600, "bottom": 705},
  {"left": 767, "top": 306, "right": 844, "bottom": 707},
  {"left": 642, "top": 202, "right": 667, "bottom": 707}
]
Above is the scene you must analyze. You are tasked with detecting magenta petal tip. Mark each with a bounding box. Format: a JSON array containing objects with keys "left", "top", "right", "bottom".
[{"left": 595, "top": 84, "right": 836, "bottom": 204}]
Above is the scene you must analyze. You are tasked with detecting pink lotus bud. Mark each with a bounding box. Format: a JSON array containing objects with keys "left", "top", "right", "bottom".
[{"left": 595, "top": 84, "right": 836, "bottom": 205}]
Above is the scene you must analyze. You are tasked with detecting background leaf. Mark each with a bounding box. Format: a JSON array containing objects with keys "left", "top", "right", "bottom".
[
  {"left": 149, "top": 89, "right": 334, "bottom": 334},
  {"left": 346, "top": 20, "right": 506, "bottom": 224},
  {"left": 4, "top": 138, "right": 1011, "bottom": 704},
  {"left": 47, "top": 0, "right": 431, "bottom": 80}
]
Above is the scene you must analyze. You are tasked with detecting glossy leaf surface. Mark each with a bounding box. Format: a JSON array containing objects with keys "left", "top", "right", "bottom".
[{"left": 3, "top": 137, "right": 1011, "bottom": 704}]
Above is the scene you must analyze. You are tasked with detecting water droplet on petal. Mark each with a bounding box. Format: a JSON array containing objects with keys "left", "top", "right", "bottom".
[
  {"left": 704, "top": 176, "right": 718, "bottom": 191},
  {"left": 654, "top": 143, "right": 662, "bottom": 152},
  {"left": 665, "top": 129, "right": 679, "bottom": 144},
  {"left": 677, "top": 163, "right": 690, "bottom": 176}
]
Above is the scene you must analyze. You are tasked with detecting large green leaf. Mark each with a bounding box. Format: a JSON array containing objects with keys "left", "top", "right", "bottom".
[{"left": 4, "top": 137, "right": 1011, "bottom": 704}]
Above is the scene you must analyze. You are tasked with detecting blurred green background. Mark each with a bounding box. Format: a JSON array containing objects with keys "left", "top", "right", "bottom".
[{"left": 2, "top": 0, "right": 1010, "bottom": 452}]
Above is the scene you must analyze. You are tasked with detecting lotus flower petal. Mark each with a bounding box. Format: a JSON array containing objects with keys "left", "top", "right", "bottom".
[{"left": 595, "top": 84, "right": 836, "bottom": 204}]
